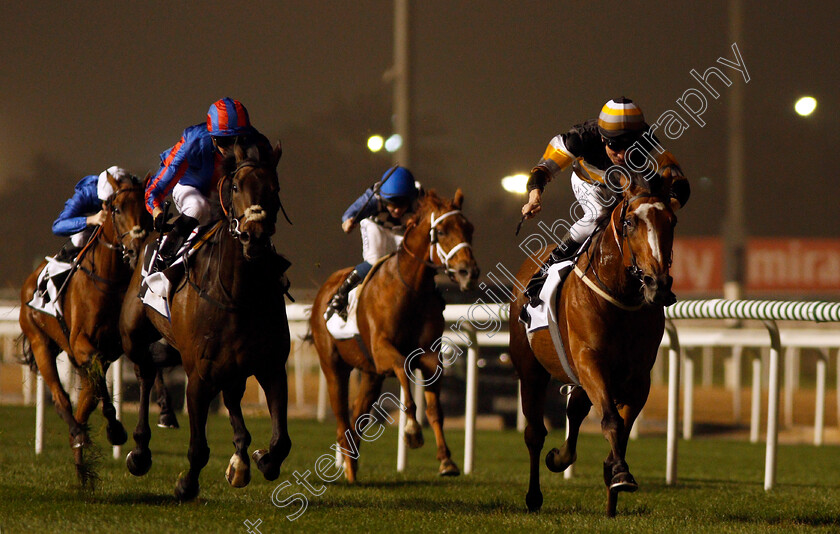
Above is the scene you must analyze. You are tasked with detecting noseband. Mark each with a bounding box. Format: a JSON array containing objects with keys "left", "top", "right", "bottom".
[{"left": 101, "top": 185, "right": 145, "bottom": 263}]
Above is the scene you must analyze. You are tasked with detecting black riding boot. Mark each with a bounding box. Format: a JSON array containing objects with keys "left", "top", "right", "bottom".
[
  {"left": 520, "top": 232, "right": 583, "bottom": 323},
  {"left": 55, "top": 242, "right": 82, "bottom": 263},
  {"left": 156, "top": 215, "right": 198, "bottom": 269},
  {"left": 325, "top": 269, "right": 363, "bottom": 321}
]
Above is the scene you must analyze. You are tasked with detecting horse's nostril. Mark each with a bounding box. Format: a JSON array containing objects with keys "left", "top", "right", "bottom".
[
  {"left": 240, "top": 232, "right": 251, "bottom": 244},
  {"left": 458, "top": 269, "right": 469, "bottom": 277},
  {"left": 643, "top": 275, "right": 655, "bottom": 287}
]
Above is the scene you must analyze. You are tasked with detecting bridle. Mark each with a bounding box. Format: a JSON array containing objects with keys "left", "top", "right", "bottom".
[
  {"left": 100, "top": 184, "right": 145, "bottom": 263},
  {"left": 218, "top": 159, "right": 291, "bottom": 239},
  {"left": 577, "top": 192, "right": 673, "bottom": 310},
  {"left": 400, "top": 208, "right": 473, "bottom": 280}
]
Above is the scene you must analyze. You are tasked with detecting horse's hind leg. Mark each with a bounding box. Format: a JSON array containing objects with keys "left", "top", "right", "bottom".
[
  {"left": 175, "top": 373, "right": 217, "bottom": 501},
  {"left": 320, "top": 358, "right": 356, "bottom": 482},
  {"left": 517, "top": 359, "right": 551, "bottom": 513},
  {"left": 155, "top": 368, "right": 179, "bottom": 429},
  {"left": 252, "top": 363, "right": 292, "bottom": 482},
  {"left": 223, "top": 379, "right": 252, "bottom": 488},
  {"left": 546, "top": 385, "right": 592, "bottom": 473},
  {"left": 417, "top": 356, "right": 459, "bottom": 476},
  {"left": 347, "top": 370, "right": 385, "bottom": 479}
]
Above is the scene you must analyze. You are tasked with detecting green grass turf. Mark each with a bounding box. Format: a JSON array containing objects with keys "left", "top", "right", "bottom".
[{"left": 1, "top": 405, "right": 839, "bottom": 533}]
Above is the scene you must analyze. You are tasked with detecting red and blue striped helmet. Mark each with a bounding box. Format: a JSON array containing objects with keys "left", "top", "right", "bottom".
[{"left": 206, "top": 98, "right": 251, "bottom": 136}]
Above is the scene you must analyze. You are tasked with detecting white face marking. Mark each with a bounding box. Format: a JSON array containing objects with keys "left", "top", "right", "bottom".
[{"left": 633, "top": 202, "right": 666, "bottom": 263}]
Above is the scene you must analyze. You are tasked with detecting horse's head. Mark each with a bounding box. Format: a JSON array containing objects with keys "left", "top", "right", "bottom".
[
  {"left": 616, "top": 173, "right": 677, "bottom": 306},
  {"left": 221, "top": 141, "right": 282, "bottom": 261},
  {"left": 411, "top": 188, "right": 480, "bottom": 291},
  {"left": 103, "top": 172, "right": 150, "bottom": 269}
]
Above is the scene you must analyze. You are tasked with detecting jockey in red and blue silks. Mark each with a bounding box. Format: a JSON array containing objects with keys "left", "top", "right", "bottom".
[
  {"left": 145, "top": 97, "right": 267, "bottom": 264},
  {"left": 52, "top": 166, "right": 132, "bottom": 261}
]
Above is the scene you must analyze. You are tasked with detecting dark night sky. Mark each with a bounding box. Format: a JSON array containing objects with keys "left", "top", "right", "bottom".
[{"left": 1, "top": 1, "right": 838, "bottom": 295}]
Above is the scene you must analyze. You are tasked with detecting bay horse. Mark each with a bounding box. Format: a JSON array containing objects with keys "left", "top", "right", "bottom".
[
  {"left": 19, "top": 172, "right": 150, "bottom": 484},
  {"left": 119, "top": 141, "right": 290, "bottom": 501},
  {"left": 310, "top": 189, "right": 479, "bottom": 482},
  {"left": 509, "top": 172, "right": 677, "bottom": 517}
]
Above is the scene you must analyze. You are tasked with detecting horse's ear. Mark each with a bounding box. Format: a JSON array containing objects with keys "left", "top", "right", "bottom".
[
  {"left": 106, "top": 171, "right": 119, "bottom": 191},
  {"left": 143, "top": 171, "right": 153, "bottom": 188},
  {"left": 234, "top": 142, "right": 248, "bottom": 163},
  {"left": 453, "top": 188, "right": 464, "bottom": 209},
  {"left": 417, "top": 185, "right": 426, "bottom": 199},
  {"left": 272, "top": 140, "right": 282, "bottom": 169}
]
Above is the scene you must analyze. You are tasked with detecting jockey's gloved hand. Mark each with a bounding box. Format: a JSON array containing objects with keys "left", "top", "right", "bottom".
[{"left": 154, "top": 213, "right": 165, "bottom": 233}]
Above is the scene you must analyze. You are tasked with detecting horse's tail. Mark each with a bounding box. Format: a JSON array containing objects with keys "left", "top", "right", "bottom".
[{"left": 17, "top": 334, "right": 38, "bottom": 372}]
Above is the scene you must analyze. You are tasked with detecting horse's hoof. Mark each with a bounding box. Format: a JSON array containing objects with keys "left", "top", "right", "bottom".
[
  {"left": 107, "top": 422, "right": 128, "bottom": 446},
  {"left": 226, "top": 454, "right": 251, "bottom": 488},
  {"left": 404, "top": 429, "right": 424, "bottom": 449},
  {"left": 438, "top": 458, "right": 460, "bottom": 476},
  {"left": 525, "top": 490, "right": 543, "bottom": 513},
  {"left": 175, "top": 472, "right": 200, "bottom": 502},
  {"left": 252, "top": 449, "right": 280, "bottom": 481},
  {"left": 71, "top": 433, "right": 88, "bottom": 449},
  {"left": 609, "top": 472, "right": 638, "bottom": 493},
  {"left": 157, "top": 412, "right": 180, "bottom": 429},
  {"left": 545, "top": 448, "right": 574, "bottom": 473},
  {"left": 126, "top": 449, "right": 152, "bottom": 477}
]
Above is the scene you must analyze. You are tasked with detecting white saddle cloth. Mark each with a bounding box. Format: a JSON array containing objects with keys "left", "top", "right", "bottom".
[{"left": 325, "top": 286, "right": 361, "bottom": 340}]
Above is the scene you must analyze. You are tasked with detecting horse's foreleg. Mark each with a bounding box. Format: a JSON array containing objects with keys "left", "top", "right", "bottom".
[
  {"left": 253, "top": 365, "right": 292, "bottom": 482},
  {"left": 576, "top": 352, "right": 635, "bottom": 517},
  {"left": 175, "top": 373, "right": 216, "bottom": 501},
  {"left": 223, "top": 380, "right": 252, "bottom": 488},
  {"left": 390, "top": 359, "right": 424, "bottom": 450},
  {"left": 126, "top": 360, "right": 157, "bottom": 477},
  {"left": 546, "top": 386, "right": 591, "bottom": 473},
  {"left": 417, "top": 356, "right": 459, "bottom": 476}
]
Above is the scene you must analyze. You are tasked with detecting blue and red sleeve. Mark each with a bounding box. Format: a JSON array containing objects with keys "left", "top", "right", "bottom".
[{"left": 145, "top": 136, "right": 190, "bottom": 214}]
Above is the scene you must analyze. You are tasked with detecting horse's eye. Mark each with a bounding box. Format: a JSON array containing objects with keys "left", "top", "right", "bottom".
[
  {"left": 232, "top": 183, "right": 239, "bottom": 193},
  {"left": 437, "top": 229, "right": 447, "bottom": 237},
  {"left": 113, "top": 207, "right": 120, "bottom": 215}
]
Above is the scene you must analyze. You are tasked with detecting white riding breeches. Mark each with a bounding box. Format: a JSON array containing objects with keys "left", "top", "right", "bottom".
[
  {"left": 172, "top": 183, "right": 211, "bottom": 226},
  {"left": 360, "top": 218, "right": 403, "bottom": 264},
  {"left": 569, "top": 173, "right": 612, "bottom": 243},
  {"left": 70, "top": 228, "right": 93, "bottom": 248}
]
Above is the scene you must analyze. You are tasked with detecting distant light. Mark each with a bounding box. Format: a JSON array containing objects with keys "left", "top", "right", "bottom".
[
  {"left": 795, "top": 96, "right": 817, "bottom": 117},
  {"left": 501, "top": 173, "right": 529, "bottom": 195},
  {"left": 384, "top": 134, "right": 403, "bottom": 153},
  {"left": 367, "top": 135, "right": 384, "bottom": 152}
]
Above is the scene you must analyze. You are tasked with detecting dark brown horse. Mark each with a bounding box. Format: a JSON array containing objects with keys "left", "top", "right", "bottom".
[
  {"left": 310, "top": 189, "right": 479, "bottom": 482},
  {"left": 119, "top": 142, "right": 290, "bottom": 501},
  {"left": 19, "top": 172, "right": 150, "bottom": 484},
  {"left": 510, "top": 173, "right": 677, "bottom": 516}
]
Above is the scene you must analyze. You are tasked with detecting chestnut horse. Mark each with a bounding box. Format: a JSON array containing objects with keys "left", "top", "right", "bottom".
[
  {"left": 19, "top": 172, "right": 150, "bottom": 484},
  {"left": 509, "top": 173, "right": 677, "bottom": 517},
  {"left": 310, "top": 189, "right": 479, "bottom": 482},
  {"left": 119, "top": 142, "right": 290, "bottom": 501}
]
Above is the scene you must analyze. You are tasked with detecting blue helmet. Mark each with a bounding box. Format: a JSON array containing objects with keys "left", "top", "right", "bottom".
[
  {"left": 206, "top": 98, "right": 252, "bottom": 137},
  {"left": 379, "top": 166, "right": 417, "bottom": 200}
]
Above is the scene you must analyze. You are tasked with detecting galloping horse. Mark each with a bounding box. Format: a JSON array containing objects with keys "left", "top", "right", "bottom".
[
  {"left": 310, "top": 189, "right": 479, "bottom": 481},
  {"left": 509, "top": 172, "right": 677, "bottom": 517},
  {"left": 119, "top": 142, "right": 290, "bottom": 501},
  {"left": 19, "top": 172, "right": 149, "bottom": 484}
]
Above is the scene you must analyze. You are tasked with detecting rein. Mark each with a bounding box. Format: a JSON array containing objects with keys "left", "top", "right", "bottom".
[{"left": 576, "top": 193, "right": 656, "bottom": 311}]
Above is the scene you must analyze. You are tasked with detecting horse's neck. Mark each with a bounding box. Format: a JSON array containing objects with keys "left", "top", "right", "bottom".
[
  {"left": 86, "top": 224, "right": 124, "bottom": 277},
  {"left": 397, "top": 220, "right": 436, "bottom": 292},
  {"left": 589, "top": 221, "right": 634, "bottom": 300}
]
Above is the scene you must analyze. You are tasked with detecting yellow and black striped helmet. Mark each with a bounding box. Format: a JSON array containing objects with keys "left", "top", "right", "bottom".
[{"left": 597, "top": 97, "right": 646, "bottom": 139}]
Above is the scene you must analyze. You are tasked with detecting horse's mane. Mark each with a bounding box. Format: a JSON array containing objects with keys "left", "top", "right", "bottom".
[{"left": 407, "top": 189, "right": 451, "bottom": 227}]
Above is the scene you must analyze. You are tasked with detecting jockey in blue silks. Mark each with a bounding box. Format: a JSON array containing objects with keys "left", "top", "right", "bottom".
[
  {"left": 145, "top": 97, "right": 268, "bottom": 265},
  {"left": 325, "top": 166, "right": 419, "bottom": 321},
  {"left": 52, "top": 166, "right": 132, "bottom": 261}
]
